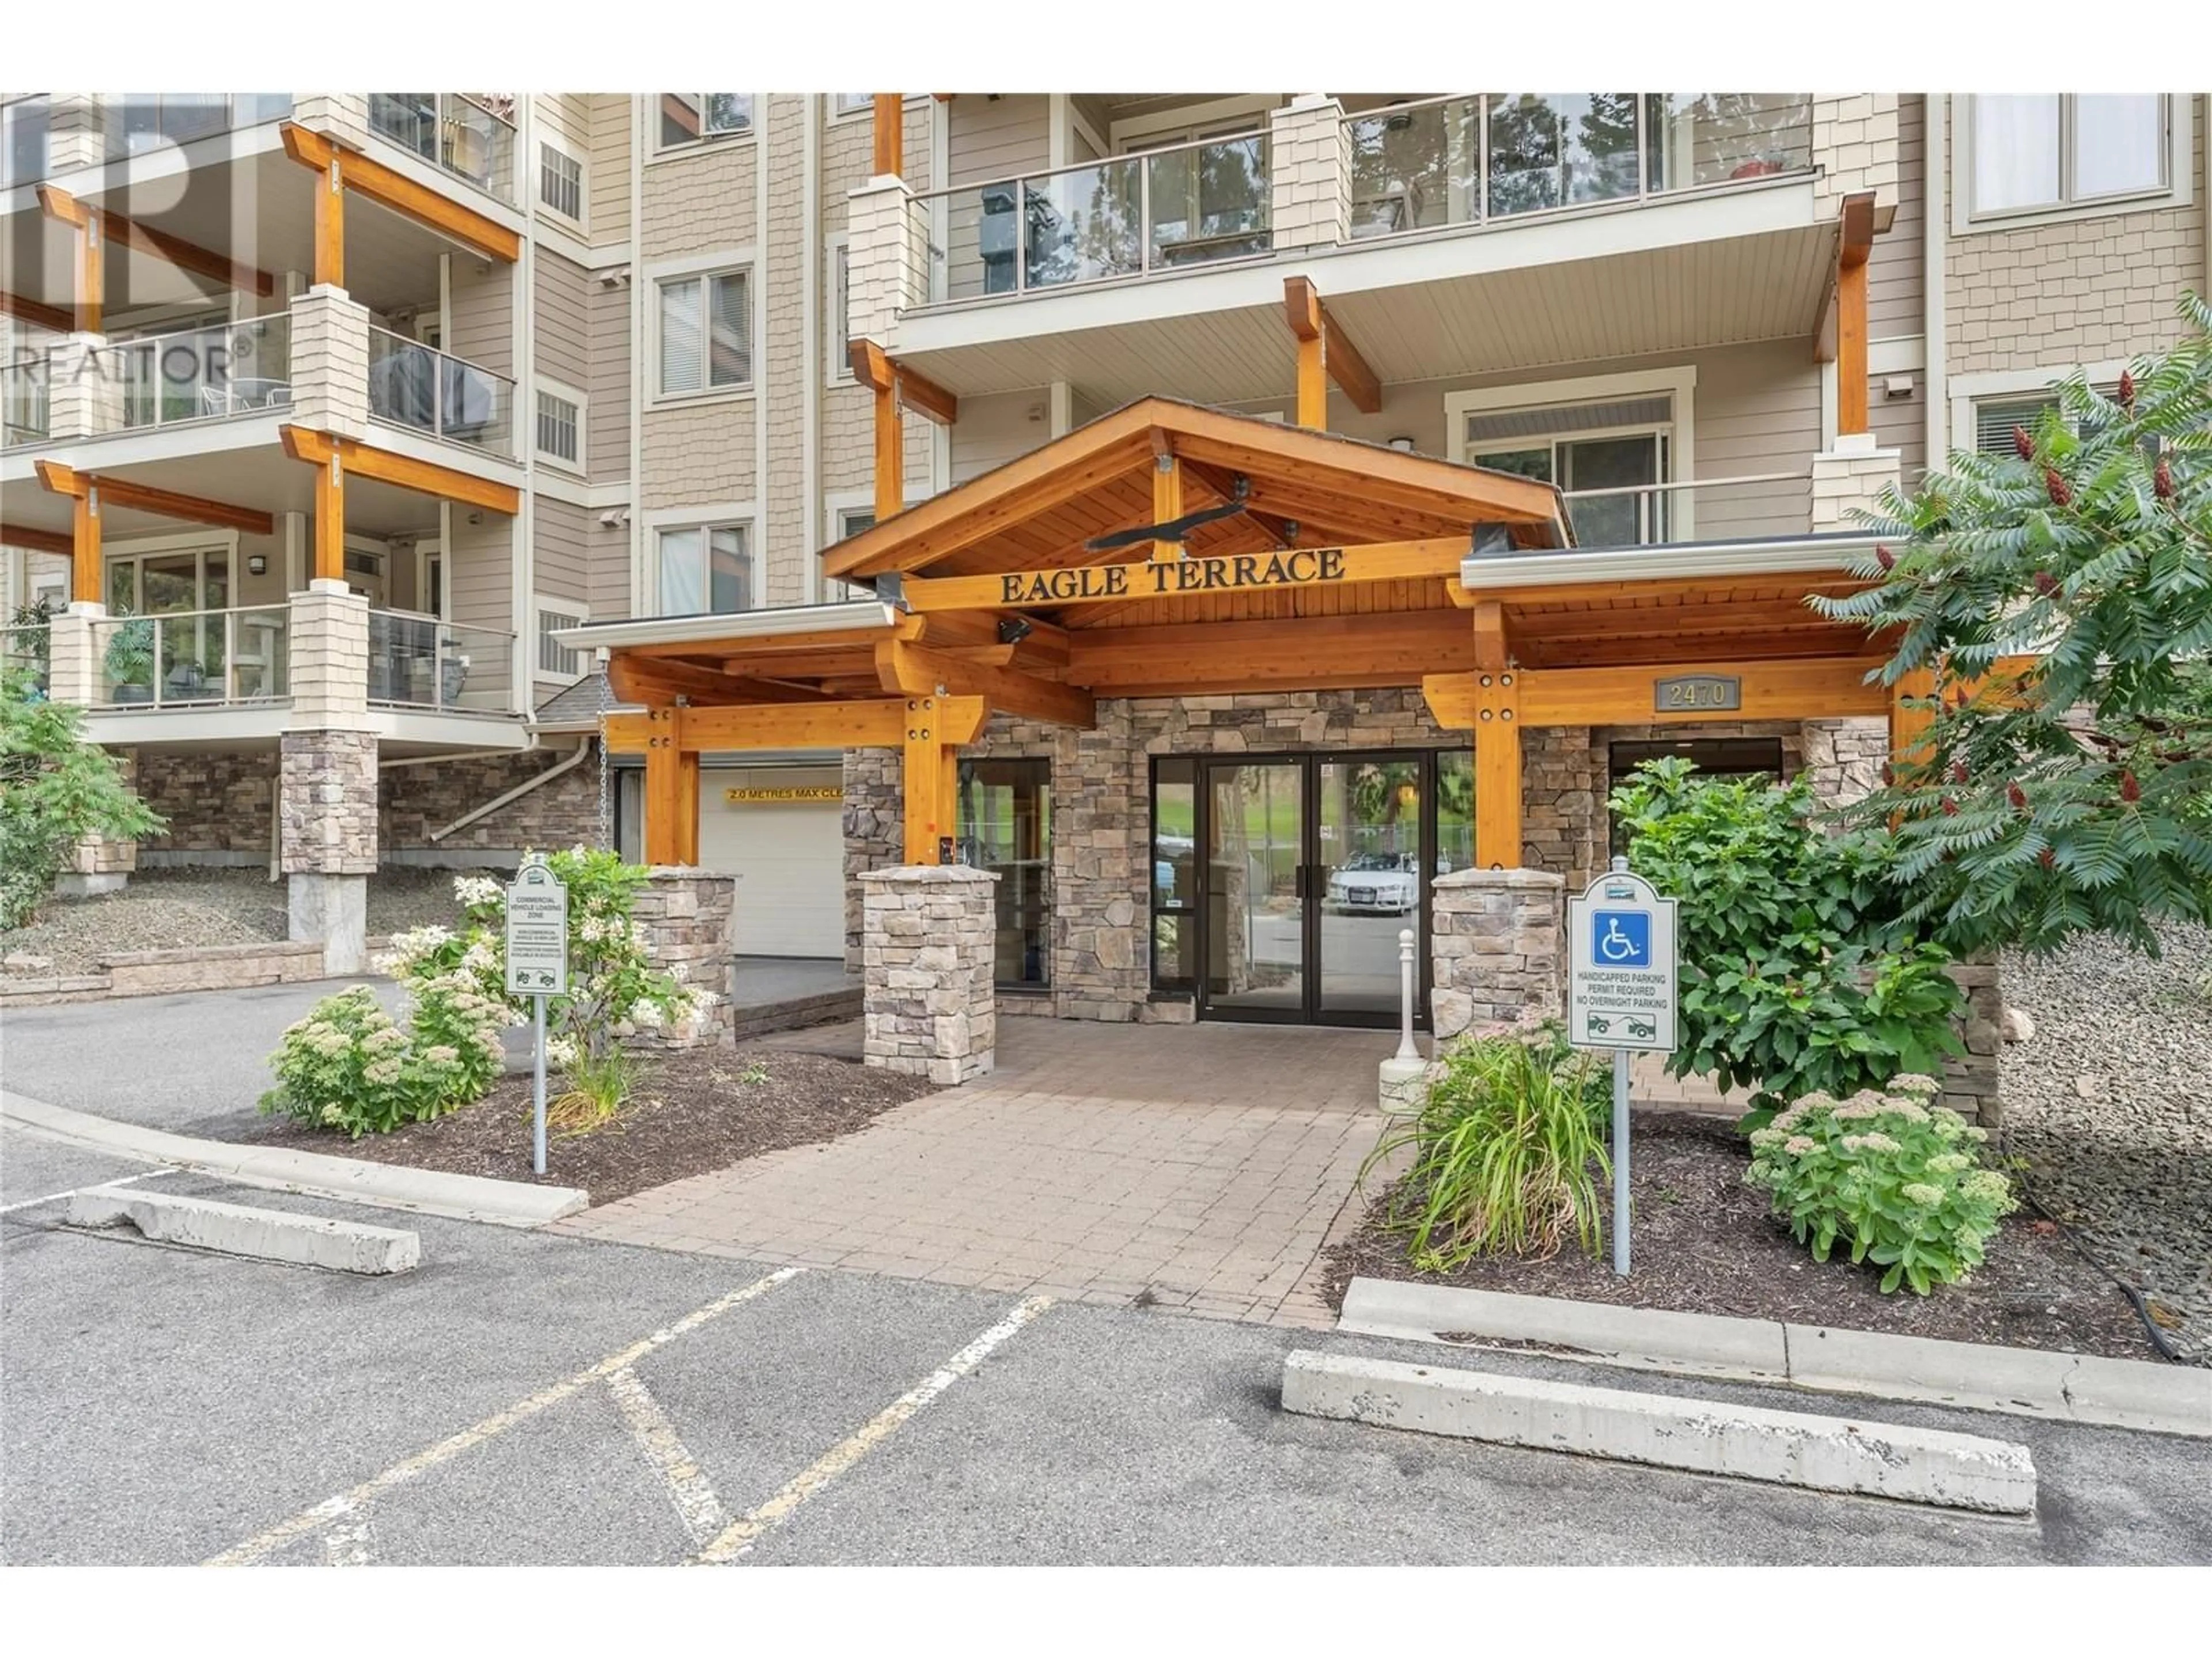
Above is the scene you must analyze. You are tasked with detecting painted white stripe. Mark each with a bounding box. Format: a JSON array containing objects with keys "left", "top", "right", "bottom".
[
  {"left": 0, "top": 1166, "right": 172, "bottom": 1217},
  {"left": 321, "top": 1511, "right": 378, "bottom": 1567},
  {"left": 204, "top": 1268, "right": 801, "bottom": 1567},
  {"left": 607, "top": 1366, "right": 730, "bottom": 1547},
  {"left": 696, "top": 1294, "right": 1054, "bottom": 1565}
]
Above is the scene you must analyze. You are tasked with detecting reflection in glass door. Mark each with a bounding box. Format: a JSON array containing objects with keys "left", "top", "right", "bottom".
[
  {"left": 1203, "top": 761, "right": 1305, "bottom": 1018},
  {"left": 1316, "top": 757, "right": 1425, "bottom": 1018}
]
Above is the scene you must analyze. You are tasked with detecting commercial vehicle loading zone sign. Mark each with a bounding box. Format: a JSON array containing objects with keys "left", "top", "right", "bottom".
[{"left": 1568, "top": 868, "right": 1678, "bottom": 1053}]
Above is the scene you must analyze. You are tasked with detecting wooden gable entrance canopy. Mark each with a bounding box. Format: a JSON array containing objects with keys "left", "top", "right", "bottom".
[{"left": 596, "top": 399, "right": 1900, "bottom": 868}]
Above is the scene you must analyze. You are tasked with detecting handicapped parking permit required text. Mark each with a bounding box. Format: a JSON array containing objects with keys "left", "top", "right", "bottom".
[{"left": 1568, "top": 870, "right": 1678, "bottom": 1054}]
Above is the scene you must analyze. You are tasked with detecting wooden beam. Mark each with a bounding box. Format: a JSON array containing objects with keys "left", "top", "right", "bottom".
[
  {"left": 71, "top": 488, "right": 102, "bottom": 604},
  {"left": 892, "top": 694, "right": 987, "bottom": 864},
  {"left": 874, "top": 638, "right": 1095, "bottom": 729},
  {"left": 872, "top": 382, "right": 903, "bottom": 521},
  {"left": 1472, "top": 671, "right": 1522, "bottom": 869},
  {"left": 1470, "top": 599, "right": 1508, "bottom": 673},
  {"left": 1889, "top": 665, "right": 1938, "bottom": 785},
  {"left": 279, "top": 425, "right": 520, "bottom": 516},
  {"left": 872, "top": 94, "right": 904, "bottom": 177},
  {"left": 1283, "top": 275, "right": 1380, "bottom": 419},
  {"left": 642, "top": 708, "right": 685, "bottom": 865},
  {"left": 1295, "top": 334, "right": 1325, "bottom": 429},
  {"left": 607, "top": 653, "right": 828, "bottom": 707},
  {"left": 604, "top": 696, "right": 944, "bottom": 754},
  {"left": 1520, "top": 656, "right": 1891, "bottom": 726},
  {"left": 280, "top": 123, "right": 521, "bottom": 264},
  {"left": 314, "top": 148, "right": 344, "bottom": 289},
  {"left": 313, "top": 449, "right": 343, "bottom": 582},
  {"left": 1074, "top": 610, "right": 1471, "bottom": 695},
  {"left": 40, "top": 184, "right": 276, "bottom": 300},
  {"left": 1836, "top": 191, "right": 1875, "bottom": 438},
  {"left": 847, "top": 338, "right": 956, "bottom": 425},
  {"left": 36, "top": 457, "right": 274, "bottom": 536},
  {"left": 1, "top": 523, "right": 74, "bottom": 559},
  {"left": 0, "top": 290, "right": 74, "bottom": 334}
]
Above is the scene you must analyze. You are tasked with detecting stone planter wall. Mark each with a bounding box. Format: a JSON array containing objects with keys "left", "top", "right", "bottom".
[
  {"left": 631, "top": 867, "right": 737, "bottom": 1049},
  {"left": 1429, "top": 868, "right": 1566, "bottom": 1043},
  {"left": 1945, "top": 959, "right": 2005, "bottom": 1126},
  {"left": 859, "top": 865, "right": 997, "bottom": 1085}
]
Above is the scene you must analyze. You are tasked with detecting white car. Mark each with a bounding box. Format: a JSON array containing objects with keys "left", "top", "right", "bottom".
[{"left": 1326, "top": 852, "right": 1418, "bottom": 915}]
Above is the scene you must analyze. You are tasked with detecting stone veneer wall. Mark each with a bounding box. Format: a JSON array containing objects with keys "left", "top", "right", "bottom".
[
  {"left": 858, "top": 865, "right": 998, "bottom": 1085},
  {"left": 136, "top": 749, "right": 278, "bottom": 859},
  {"left": 381, "top": 744, "right": 606, "bottom": 858},
  {"left": 630, "top": 869, "right": 737, "bottom": 1049},
  {"left": 1430, "top": 869, "right": 1566, "bottom": 1041},
  {"left": 279, "top": 731, "right": 378, "bottom": 876}
]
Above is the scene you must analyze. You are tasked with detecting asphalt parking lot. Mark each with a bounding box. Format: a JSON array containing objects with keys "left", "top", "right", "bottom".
[{"left": 5, "top": 1129, "right": 2208, "bottom": 1567}]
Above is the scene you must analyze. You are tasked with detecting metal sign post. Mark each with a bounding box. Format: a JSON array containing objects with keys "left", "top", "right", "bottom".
[
  {"left": 1567, "top": 855, "right": 1679, "bottom": 1278},
  {"left": 505, "top": 858, "right": 570, "bottom": 1176}
]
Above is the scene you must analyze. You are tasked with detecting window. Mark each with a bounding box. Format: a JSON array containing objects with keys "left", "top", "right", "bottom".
[
  {"left": 1970, "top": 94, "right": 2169, "bottom": 220},
  {"left": 1463, "top": 394, "right": 1676, "bottom": 548},
  {"left": 1150, "top": 757, "right": 1199, "bottom": 993},
  {"left": 957, "top": 757, "right": 1052, "bottom": 990},
  {"left": 1973, "top": 395, "right": 2059, "bottom": 456},
  {"left": 657, "top": 522, "right": 752, "bottom": 615},
  {"left": 2, "top": 97, "right": 49, "bottom": 188},
  {"left": 832, "top": 94, "right": 874, "bottom": 119},
  {"left": 534, "top": 378, "right": 585, "bottom": 471},
  {"left": 536, "top": 600, "right": 587, "bottom": 679},
  {"left": 539, "top": 139, "right": 582, "bottom": 222},
  {"left": 828, "top": 240, "right": 852, "bottom": 383},
  {"left": 657, "top": 268, "right": 751, "bottom": 396},
  {"left": 824, "top": 506, "right": 876, "bottom": 601},
  {"left": 659, "top": 94, "right": 752, "bottom": 149}
]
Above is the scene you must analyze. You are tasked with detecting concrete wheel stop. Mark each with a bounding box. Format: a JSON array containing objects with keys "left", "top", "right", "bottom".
[{"left": 66, "top": 1184, "right": 422, "bottom": 1275}]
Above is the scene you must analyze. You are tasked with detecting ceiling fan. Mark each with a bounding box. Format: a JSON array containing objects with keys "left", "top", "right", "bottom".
[{"left": 1082, "top": 499, "right": 1249, "bottom": 553}]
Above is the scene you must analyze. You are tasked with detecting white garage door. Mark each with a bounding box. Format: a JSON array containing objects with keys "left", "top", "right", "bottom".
[{"left": 696, "top": 766, "right": 845, "bottom": 958}]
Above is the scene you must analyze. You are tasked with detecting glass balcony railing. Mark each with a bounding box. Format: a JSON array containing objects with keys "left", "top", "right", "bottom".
[
  {"left": 368, "top": 94, "right": 517, "bottom": 203},
  {"left": 2, "top": 96, "right": 50, "bottom": 187},
  {"left": 918, "top": 128, "right": 1272, "bottom": 303},
  {"left": 88, "top": 607, "right": 290, "bottom": 708},
  {"left": 101, "top": 94, "right": 292, "bottom": 160},
  {"left": 1556, "top": 471, "right": 1815, "bottom": 549},
  {"left": 1346, "top": 93, "right": 1813, "bottom": 241},
  {"left": 98, "top": 315, "right": 293, "bottom": 434},
  {"left": 3, "top": 358, "right": 48, "bottom": 448},
  {"left": 367, "top": 328, "right": 516, "bottom": 457},
  {"left": 367, "top": 611, "right": 516, "bottom": 714},
  {"left": 3, "top": 615, "right": 52, "bottom": 696}
]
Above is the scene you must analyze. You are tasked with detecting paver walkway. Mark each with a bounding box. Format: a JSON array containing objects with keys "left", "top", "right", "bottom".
[{"left": 558, "top": 1020, "right": 1397, "bottom": 1327}]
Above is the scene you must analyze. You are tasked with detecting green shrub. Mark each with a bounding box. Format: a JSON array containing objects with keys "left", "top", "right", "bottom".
[
  {"left": 1611, "top": 757, "right": 1965, "bottom": 1127},
  {"left": 376, "top": 846, "right": 704, "bottom": 1127},
  {"left": 259, "top": 978, "right": 510, "bottom": 1138},
  {"left": 1, "top": 667, "right": 164, "bottom": 930},
  {"left": 1358, "top": 1024, "right": 1612, "bottom": 1269},
  {"left": 1744, "top": 1073, "right": 2014, "bottom": 1294}
]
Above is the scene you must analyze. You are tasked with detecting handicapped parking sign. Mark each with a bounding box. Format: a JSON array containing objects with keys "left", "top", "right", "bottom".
[{"left": 1592, "top": 909, "right": 1652, "bottom": 967}]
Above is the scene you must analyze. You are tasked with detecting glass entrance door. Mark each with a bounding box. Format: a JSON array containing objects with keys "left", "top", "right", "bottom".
[
  {"left": 1202, "top": 760, "right": 1305, "bottom": 1019},
  {"left": 1316, "top": 756, "right": 1425, "bottom": 1019}
]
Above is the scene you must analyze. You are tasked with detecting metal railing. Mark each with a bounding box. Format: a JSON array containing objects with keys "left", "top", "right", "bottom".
[
  {"left": 99, "top": 315, "right": 293, "bottom": 433},
  {"left": 88, "top": 607, "right": 290, "bottom": 708},
  {"left": 100, "top": 94, "right": 291, "bottom": 160},
  {"left": 2, "top": 358, "right": 48, "bottom": 447},
  {"left": 918, "top": 127, "right": 1272, "bottom": 303},
  {"left": 367, "top": 328, "right": 516, "bottom": 456},
  {"left": 368, "top": 94, "right": 517, "bottom": 203},
  {"left": 366, "top": 611, "right": 516, "bottom": 714},
  {"left": 1345, "top": 93, "right": 1813, "bottom": 241},
  {"left": 1557, "top": 469, "right": 1813, "bottom": 548}
]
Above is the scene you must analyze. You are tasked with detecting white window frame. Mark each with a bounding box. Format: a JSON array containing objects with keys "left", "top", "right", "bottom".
[
  {"left": 533, "top": 374, "right": 587, "bottom": 475},
  {"left": 532, "top": 594, "right": 590, "bottom": 683},
  {"left": 826, "top": 234, "right": 853, "bottom": 386},
  {"left": 1952, "top": 93, "right": 2192, "bottom": 236},
  {"left": 831, "top": 94, "right": 874, "bottom": 122},
  {"left": 647, "top": 251, "right": 756, "bottom": 404},
  {"left": 647, "top": 507, "right": 757, "bottom": 618},
  {"left": 1947, "top": 360, "right": 2139, "bottom": 454},
  {"left": 1106, "top": 96, "right": 1282, "bottom": 154},
  {"left": 537, "top": 133, "right": 585, "bottom": 227},
  {"left": 652, "top": 94, "right": 755, "bottom": 155},
  {"left": 1444, "top": 365, "right": 1698, "bottom": 541},
  {"left": 100, "top": 529, "right": 240, "bottom": 613},
  {"left": 824, "top": 494, "right": 926, "bottom": 604}
]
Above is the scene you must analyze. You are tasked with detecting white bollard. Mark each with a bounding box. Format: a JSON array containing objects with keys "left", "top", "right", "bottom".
[{"left": 1379, "top": 926, "right": 1429, "bottom": 1113}]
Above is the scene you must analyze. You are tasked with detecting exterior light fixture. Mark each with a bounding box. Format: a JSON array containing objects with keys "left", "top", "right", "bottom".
[
  {"left": 247, "top": 555, "right": 267, "bottom": 575},
  {"left": 1388, "top": 435, "right": 1415, "bottom": 452}
]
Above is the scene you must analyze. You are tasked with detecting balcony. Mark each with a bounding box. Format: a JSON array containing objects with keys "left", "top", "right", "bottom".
[
  {"left": 367, "top": 329, "right": 516, "bottom": 458},
  {"left": 1560, "top": 470, "right": 1813, "bottom": 550},
  {"left": 368, "top": 610, "right": 516, "bottom": 714},
  {"left": 918, "top": 129, "right": 1273, "bottom": 303},
  {"left": 1, "top": 94, "right": 292, "bottom": 187},
  {"left": 1344, "top": 93, "right": 1812, "bottom": 241},
  {"left": 86, "top": 606, "right": 290, "bottom": 708},
  {"left": 3, "top": 358, "right": 47, "bottom": 448},
  {"left": 96, "top": 315, "right": 295, "bottom": 435},
  {"left": 367, "top": 94, "right": 517, "bottom": 204}
]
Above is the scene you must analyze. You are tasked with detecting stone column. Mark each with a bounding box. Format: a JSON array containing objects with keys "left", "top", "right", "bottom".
[
  {"left": 1945, "top": 959, "right": 2004, "bottom": 1127},
  {"left": 280, "top": 729, "right": 377, "bottom": 973},
  {"left": 859, "top": 865, "right": 998, "bottom": 1085},
  {"left": 1801, "top": 718, "right": 1889, "bottom": 808},
  {"left": 45, "top": 604, "right": 100, "bottom": 703},
  {"left": 59, "top": 747, "right": 139, "bottom": 899},
  {"left": 288, "top": 579, "right": 369, "bottom": 723},
  {"left": 630, "top": 868, "right": 737, "bottom": 1048},
  {"left": 846, "top": 177, "right": 930, "bottom": 344},
  {"left": 1809, "top": 439, "right": 1903, "bottom": 531},
  {"left": 1429, "top": 868, "right": 1566, "bottom": 1045},
  {"left": 287, "top": 287, "right": 371, "bottom": 439},
  {"left": 1268, "top": 94, "right": 1352, "bottom": 251}
]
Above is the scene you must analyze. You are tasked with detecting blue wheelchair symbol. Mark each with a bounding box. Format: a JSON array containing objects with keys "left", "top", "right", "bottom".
[{"left": 1593, "top": 910, "right": 1651, "bottom": 967}]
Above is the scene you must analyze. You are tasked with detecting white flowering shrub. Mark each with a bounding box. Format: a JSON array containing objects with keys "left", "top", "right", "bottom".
[
  {"left": 1744, "top": 1073, "right": 2016, "bottom": 1294},
  {"left": 376, "top": 846, "right": 706, "bottom": 1124},
  {"left": 259, "top": 979, "right": 509, "bottom": 1138}
]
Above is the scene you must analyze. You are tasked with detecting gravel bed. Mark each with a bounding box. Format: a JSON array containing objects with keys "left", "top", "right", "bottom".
[
  {"left": 1999, "top": 921, "right": 2212, "bottom": 1365},
  {"left": 0, "top": 868, "right": 475, "bottom": 978},
  {"left": 1320, "top": 1111, "right": 2153, "bottom": 1361}
]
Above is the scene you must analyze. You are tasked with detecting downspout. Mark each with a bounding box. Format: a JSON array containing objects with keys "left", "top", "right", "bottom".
[
  {"left": 801, "top": 95, "right": 820, "bottom": 601},
  {"left": 1923, "top": 93, "right": 1948, "bottom": 475},
  {"left": 628, "top": 96, "right": 646, "bottom": 617},
  {"left": 2202, "top": 95, "right": 2210, "bottom": 308},
  {"left": 426, "top": 740, "right": 592, "bottom": 843},
  {"left": 380, "top": 747, "right": 533, "bottom": 769},
  {"left": 755, "top": 97, "right": 771, "bottom": 601}
]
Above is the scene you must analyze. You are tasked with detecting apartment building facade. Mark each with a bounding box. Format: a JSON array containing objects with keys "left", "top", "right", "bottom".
[{"left": 4, "top": 92, "right": 2206, "bottom": 1003}]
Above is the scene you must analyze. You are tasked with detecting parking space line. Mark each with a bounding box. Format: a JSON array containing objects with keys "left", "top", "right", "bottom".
[
  {"left": 607, "top": 1366, "right": 730, "bottom": 1547},
  {"left": 696, "top": 1294, "right": 1054, "bottom": 1565},
  {"left": 0, "top": 1167, "right": 173, "bottom": 1217},
  {"left": 204, "top": 1267, "right": 802, "bottom": 1567},
  {"left": 321, "top": 1512, "right": 378, "bottom": 1567}
]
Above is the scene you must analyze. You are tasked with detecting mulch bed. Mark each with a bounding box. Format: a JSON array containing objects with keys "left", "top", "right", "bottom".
[
  {"left": 247, "top": 1045, "right": 936, "bottom": 1204},
  {"left": 1321, "top": 1110, "right": 2158, "bottom": 1362}
]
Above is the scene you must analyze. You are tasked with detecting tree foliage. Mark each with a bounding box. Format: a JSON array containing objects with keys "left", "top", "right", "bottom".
[
  {"left": 0, "top": 669, "right": 164, "bottom": 930},
  {"left": 1816, "top": 291, "right": 2212, "bottom": 957}
]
